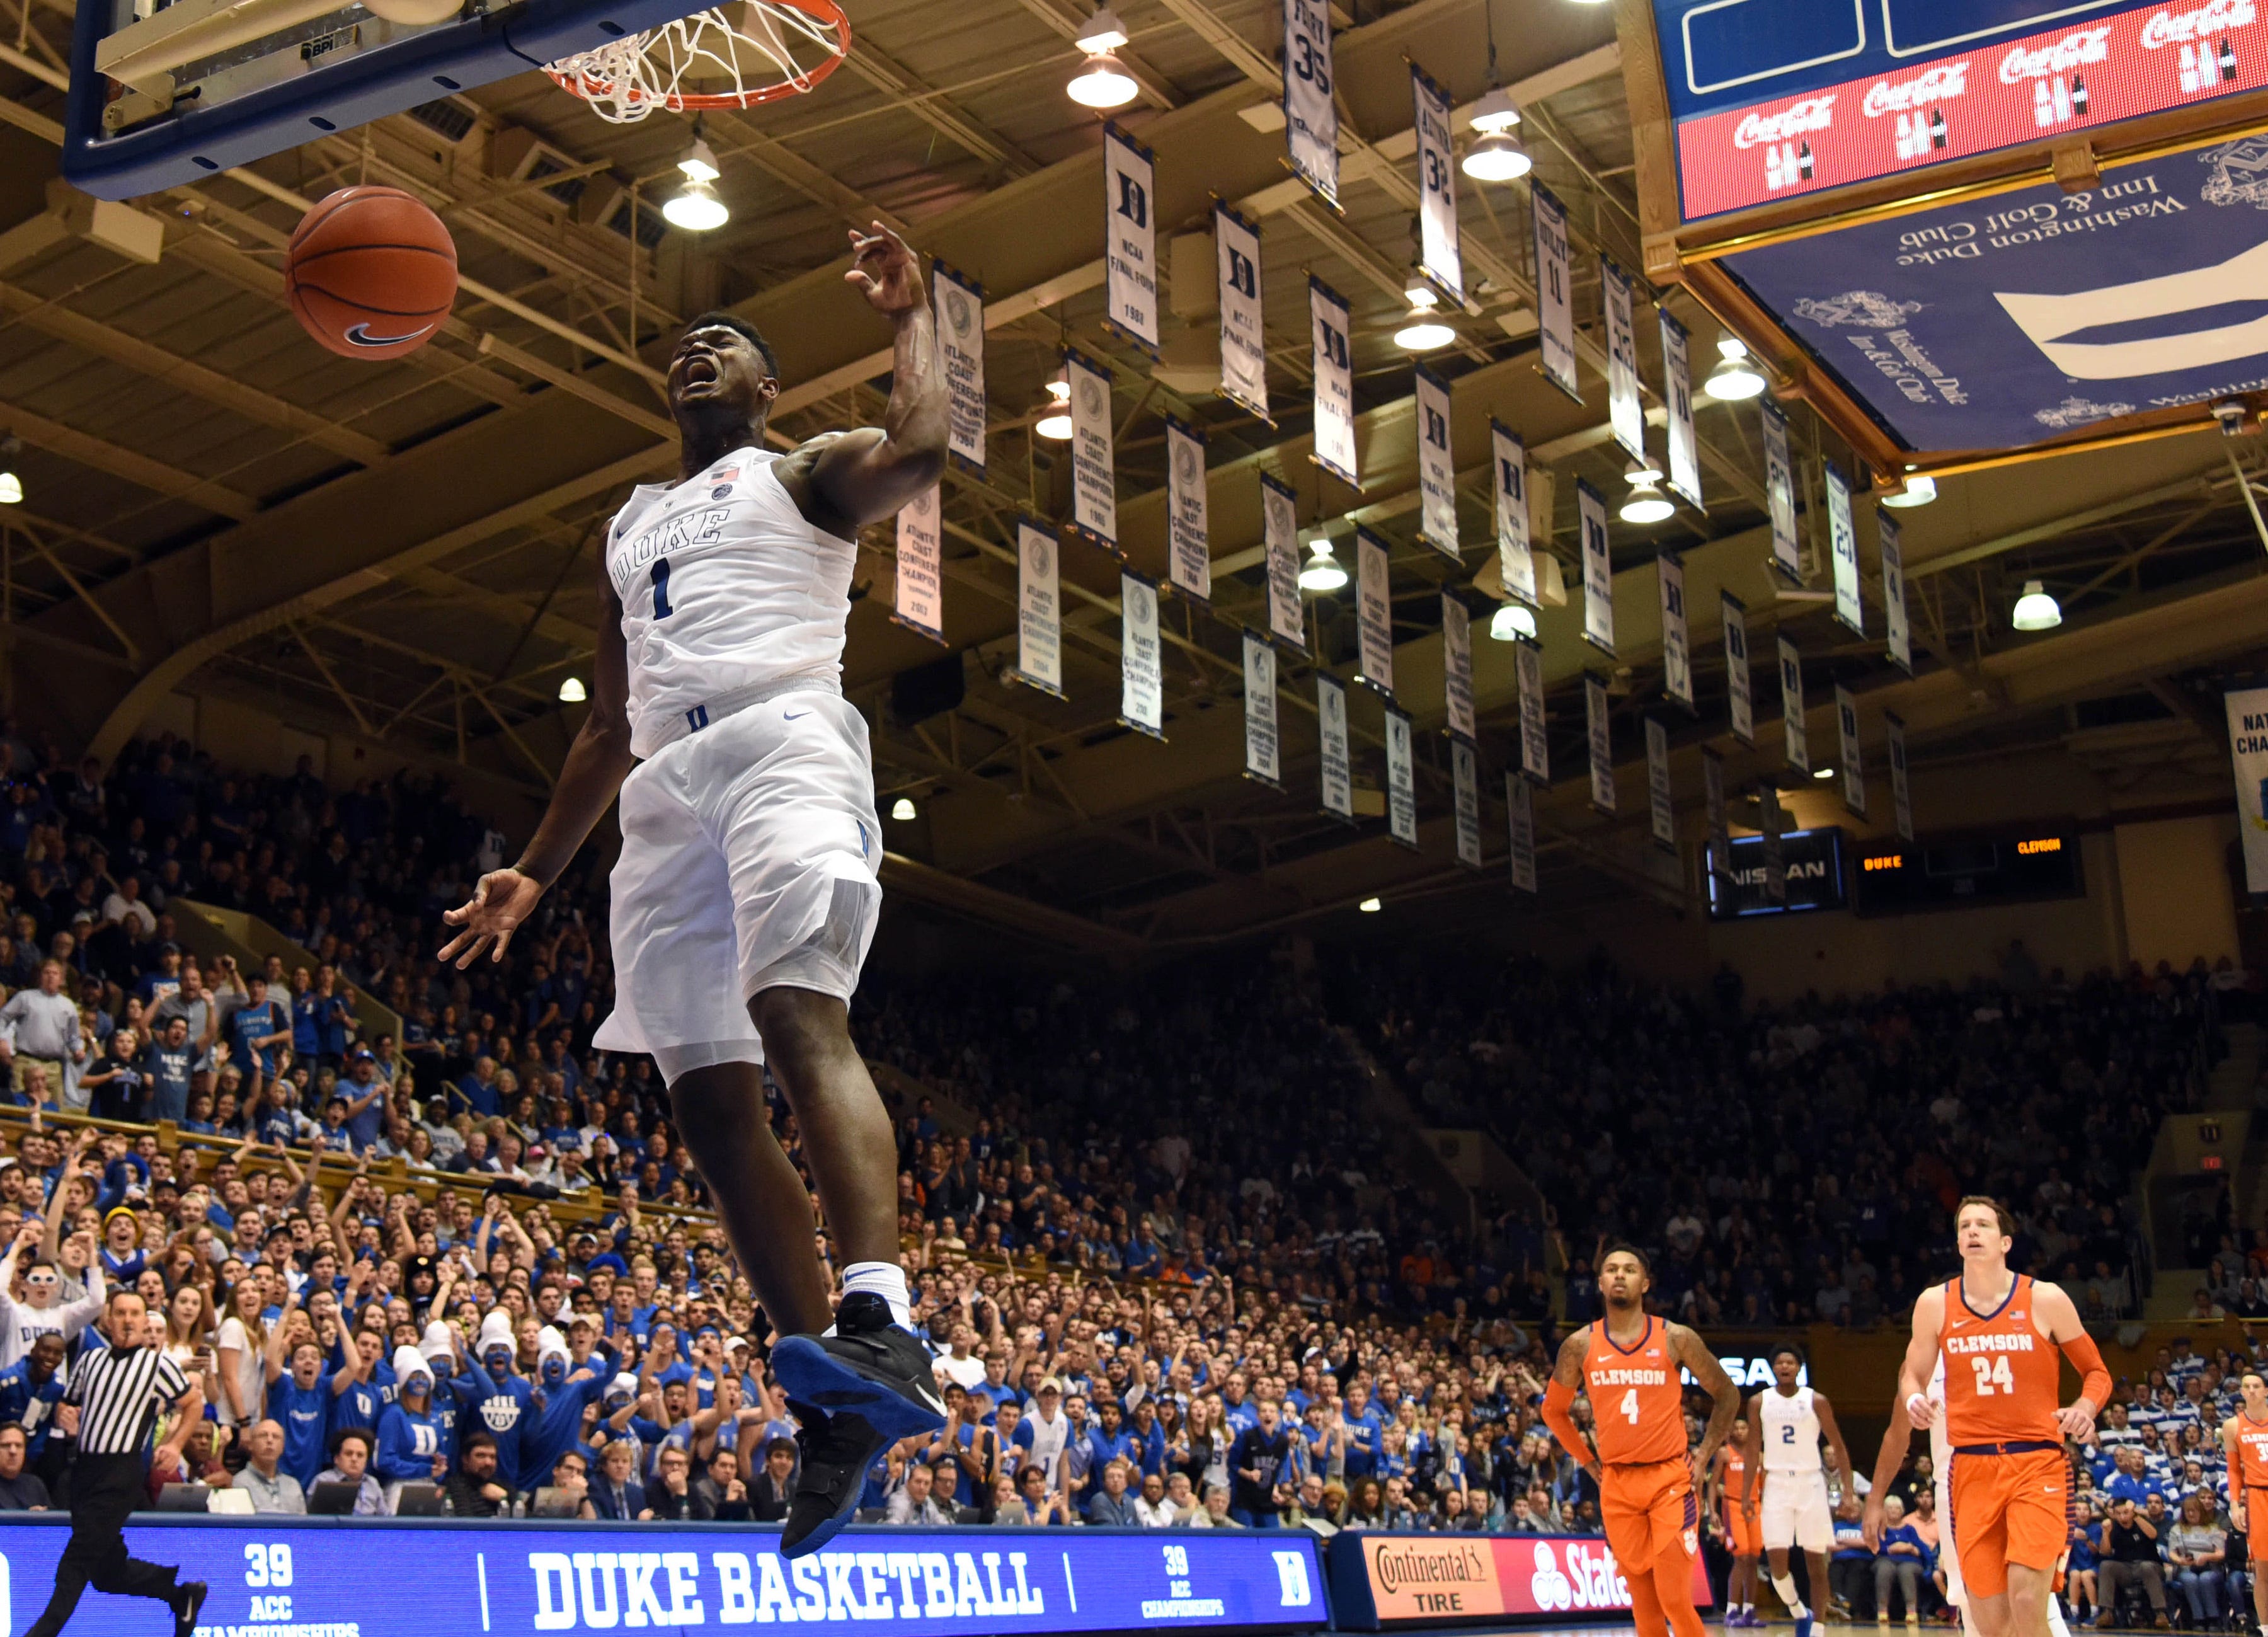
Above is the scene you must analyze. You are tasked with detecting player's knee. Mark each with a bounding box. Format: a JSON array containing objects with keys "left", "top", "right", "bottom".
[
  {"left": 668, "top": 1069, "right": 742, "bottom": 1147},
  {"left": 750, "top": 985, "right": 847, "bottom": 1071}
]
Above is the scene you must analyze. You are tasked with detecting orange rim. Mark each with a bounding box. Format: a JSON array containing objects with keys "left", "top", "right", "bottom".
[{"left": 546, "top": 0, "right": 850, "bottom": 112}]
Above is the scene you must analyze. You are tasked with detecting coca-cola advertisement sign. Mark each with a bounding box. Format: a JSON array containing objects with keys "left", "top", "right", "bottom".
[{"left": 1339, "top": 1534, "right": 1712, "bottom": 1628}]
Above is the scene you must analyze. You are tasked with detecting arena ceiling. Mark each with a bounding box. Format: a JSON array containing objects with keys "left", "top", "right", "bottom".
[{"left": 1, "top": 0, "right": 2264, "bottom": 952}]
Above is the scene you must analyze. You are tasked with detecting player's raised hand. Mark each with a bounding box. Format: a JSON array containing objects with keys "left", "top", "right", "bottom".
[
  {"left": 844, "top": 222, "right": 924, "bottom": 316},
  {"left": 438, "top": 868, "right": 544, "bottom": 967}
]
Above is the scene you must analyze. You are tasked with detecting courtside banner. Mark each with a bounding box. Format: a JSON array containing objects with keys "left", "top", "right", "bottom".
[
  {"left": 1722, "top": 590, "right": 1755, "bottom": 745},
  {"left": 932, "top": 263, "right": 987, "bottom": 476},
  {"left": 1283, "top": 0, "right": 1338, "bottom": 209},
  {"left": 1101, "top": 123, "right": 1160, "bottom": 355},
  {"left": 1411, "top": 63, "right": 1461, "bottom": 302},
  {"left": 1761, "top": 399, "right": 1800, "bottom": 584},
  {"left": 1215, "top": 202, "right": 1270, "bottom": 423},
  {"left": 1120, "top": 571, "right": 1165, "bottom": 741},
  {"left": 1492, "top": 422, "right": 1537, "bottom": 606},
  {"left": 2227, "top": 681, "right": 2268, "bottom": 893},
  {"left": 1826, "top": 461, "right": 1863, "bottom": 636},
  {"left": 1260, "top": 473, "right": 1307, "bottom": 653},
  {"left": 1385, "top": 704, "right": 1419, "bottom": 849},
  {"left": 1441, "top": 592, "right": 1476, "bottom": 744},
  {"left": 1319, "top": 671, "right": 1355, "bottom": 822},
  {"left": 1659, "top": 307, "right": 1703, "bottom": 512},
  {"left": 1603, "top": 256, "right": 1646, "bottom": 462},
  {"left": 1244, "top": 630, "right": 1282, "bottom": 790},
  {"left": 0, "top": 1518, "right": 1327, "bottom": 1636},
  {"left": 1166, "top": 418, "right": 1211, "bottom": 607},
  {"left": 1327, "top": 1531, "right": 1711, "bottom": 1630},
  {"left": 1065, "top": 348, "right": 1118, "bottom": 554},
  {"left": 1453, "top": 740, "right": 1482, "bottom": 870},
  {"left": 891, "top": 484, "right": 946, "bottom": 645},
  {"left": 1310, "top": 277, "right": 1358, "bottom": 485},
  {"left": 1879, "top": 509, "right": 1913, "bottom": 675},
  {"left": 1658, "top": 551, "right": 1693, "bottom": 712},
  {"left": 1532, "top": 183, "right": 1580, "bottom": 403},
  {"left": 1356, "top": 527, "right": 1395, "bottom": 698},
  {"left": 1414, "top": 363, "right": 1458, "bottom": 561},
  {"left": 1013, "top": 520, "right": 1063, "bottom": 699}
]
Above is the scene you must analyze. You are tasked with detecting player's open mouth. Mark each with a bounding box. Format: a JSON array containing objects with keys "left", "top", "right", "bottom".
[{"left": 679, "top": 356, "right": 718, "bottom": 388}]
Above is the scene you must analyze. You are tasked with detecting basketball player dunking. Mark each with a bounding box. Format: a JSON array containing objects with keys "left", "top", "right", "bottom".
[
  {"left": 1740, "top": 1344, "right": 1853, "bottom": 1635},
  {"left": 1707, "top": 1415, "right": 1763, "bottom": 1625},
  {"left": 1897, "top": 1198, "right": 2109, "bottom": 1637},
  {"left": 2218, "top": 1369, "right": 2268, "bottom": 1637},
  {"left": 1544, "top": 1244, "right": 1741, "bottom": 1637},
  {"left": 441, "top": 221, "right": 948, "bottom": 1556}
]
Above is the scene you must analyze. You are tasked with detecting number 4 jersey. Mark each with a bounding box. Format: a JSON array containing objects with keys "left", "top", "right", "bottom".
[
  {"left": 605, "top": 445, "right": 859, "bottom": 760},
  {"left": 1938, "top": 1273, "right": 2061, "bottom": 1445},
  {"left": 1581, "top": 1316, "right": 1688, "bottom": 1465}
]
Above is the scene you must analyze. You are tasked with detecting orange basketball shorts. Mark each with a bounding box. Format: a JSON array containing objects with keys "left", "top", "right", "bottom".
[
  {"left": 1724, "top": 1503, "right": 1763, "bottom": 1557},
  {"left": 1603, "top": 1459, "right": 1701, "bottom": 1570},
  {"left": 1948, "top": 1445, "right": 2066, "bottom": 1598}
]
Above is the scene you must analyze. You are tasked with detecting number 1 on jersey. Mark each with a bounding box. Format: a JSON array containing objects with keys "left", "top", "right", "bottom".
[
  {"left": 1619, "top": 1387, "right": 1641, "bottom": 1425},
  {"left": 651, "top": 558, "right": 673, "bottom": 619},
  {"left": 1969, "top": 1354, "right": 2015, "bottom": 1395}
]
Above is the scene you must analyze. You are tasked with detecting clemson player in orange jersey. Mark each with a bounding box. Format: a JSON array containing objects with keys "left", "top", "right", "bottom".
[
  {"left": 1544, "top": 1243, "right": 1742, "bottom": 1637},
  {"left": 2218, "top": 1370, "right": 2268, "bottom": 1637},
  {"left": 1707, "top": 1416, "right": 1765, "bottom": 1626},
  {"left": 1899, "top": 1197, "right": 2110, "bottom": 1637}
]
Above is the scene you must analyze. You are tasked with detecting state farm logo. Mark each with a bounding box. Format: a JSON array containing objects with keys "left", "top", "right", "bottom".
[
  {"left": 1862, "top": 62, "right": 1970, "bottom": 117},
  {"left": 1532, "top": 1545, "right": 1575, "bottom": 1611},
  {"left": 2000, "top": 26, "right": 2111, "bottom": 81},
  {"left": 1734, "top": 96, "right": 1835, "bottom": 149},
  {"left": 1519, "top": 1541, "right": 1632, "bottom": 1611},
  {"left": 2143, "top": 0, "right": 2256, "bottom": 45}
]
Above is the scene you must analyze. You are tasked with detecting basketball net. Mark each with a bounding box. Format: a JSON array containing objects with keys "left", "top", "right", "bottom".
[{"left": 544, "top": 0, "right": 849, "bottom": 122}]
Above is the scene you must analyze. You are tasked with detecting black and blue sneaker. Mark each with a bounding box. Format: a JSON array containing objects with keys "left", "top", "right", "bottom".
[{"left": 772, "top": 1292, "right": 946, "bottom": 1557}]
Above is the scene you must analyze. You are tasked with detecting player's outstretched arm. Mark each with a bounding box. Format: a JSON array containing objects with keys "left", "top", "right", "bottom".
[
  {"left": 440, "top": 571, "right": 634, "bottom": 968},
  {"left": 1898, "top": 1282, "right": 1945, "bottom": 1426},
  {"left": 1670, "top": 1324, "right": 1741, "bottom": 1478},
  {"left": 1862, "top": 1397, "right": 1915, "bottom": 1549},
  {"left": 1540, "top": 1329, "right": 1598, "bottom": 1476}
]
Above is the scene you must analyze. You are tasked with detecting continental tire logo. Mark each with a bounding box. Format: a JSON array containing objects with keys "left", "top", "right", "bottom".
[{"left": 1372, "top": 1541, "right": 1490, "bottom": 1594}]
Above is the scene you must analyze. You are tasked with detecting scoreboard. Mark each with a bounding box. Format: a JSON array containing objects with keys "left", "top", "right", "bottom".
[{"left": 1853, "top": 831, "right": 2086, "bottom": 912}]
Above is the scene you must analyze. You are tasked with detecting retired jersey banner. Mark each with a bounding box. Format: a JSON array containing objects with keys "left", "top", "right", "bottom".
[
  {"left": 1506, "top": 773, "right": 1538, "bottom": 894},
  {"left": 1723, "top": 590, "right": 1755, "bottom": 746},
  {"left": 1065, "top": 348, "right": 1118, "bottom": 553},
  {"left": 1836, "top": 683, "right": 1865, "bottom": 818},
  {"left": 1761, "top": 399, "right": 1801, "bottom": 584},
  {"left": 1646, "top": 716, "right": 1676, "bottom": 853},
  {"left": 1215, "top": 202, "right": 1269, "bottom": 423},
  {"left": 1243, "top": 631, "right": 1281, "bottom": 789},
  {"left": 1760, "top": 783, "right": 1787, "bottom": 905},
  {"left": 1415, "top": 364, "right": 1458, "bottom": 561},
  {"left": 1283, "top": 0, "right": 1337, "bottom": 209},
  {"left": 1452, "top": 740, "right": 1483, "bottom": 870},
  {"left": 1887, "top": 710, "right": 1915, "bottom": 844},
  {"left": 1385, "top": 705, "right": 1418, "bottom": 849},
  {"left": 1778, "top": 636, "right": 1808, "bottom": 772},
  {"left": 1492, "top": 422, "right": 1537, "bottom": 606},
  {"left": 891, "top": 484, "right": 946, "bottom": 644},
  {"left": 1603, "top": 258, "right": 1646, "bottom": 462},
  {"left": 1659, "top": 308, "right": 1704, "bottom": 511},
  {"left": 1441, "top": 593, "right": 1476, "bottom": 745},
  {"left": 1516, "top": 636, "right": 1549, "bottom": 786},
  {"left": 1578, "top": 478, "right": 1615, "bottom": 656},
  {"left": 1310, "top": 278, "right": 1357, "bottom": 485},
  {"left": 1120, "top": 571, "right": 1164, "bottom": 740},
  {"left": 1319, "top": 672, "right": 1354, "bottom": 822},
  {"left": 1703, "top": 747, "right": 1730, "bottom": 882},
  {"left": 1014, "top": 520, "right": 1063, "bottom": 698},
  {"left": 1101, "top": 125, "right": 1159, "bottom": 354},
  {"left": 1584, "top": 672, "right": 1615, "bottom": 815},
  {"left": 1166, "top": 419, "right": 1210, "bottom": 607},
  {"left": 2228, "top": 683, "right": 2268, "bottom": 893},
  {"left": 932, "top": 263, "right": 987, "bottom": 476},
  {"left": 1879, "top": 509, "right": 1913, "bottom": 675},
  {"left": 1826, "top": 461, "right": 1863, "bottom": 636},
  {"left": 1356, "top": 527, "right": 1395, "bottom": 698},
  {"left": 1532, "top": 183, "right": 1579, "bottom": 402},
  {"left": 1412, "top": 64, "right": 1461, "bottom": 302},
  {"left": 1658, "top": 551, "right": 1692, "bottom": 712},
  {"left": 1259, "top": 473, "right": 1306, "bottom": 653}
]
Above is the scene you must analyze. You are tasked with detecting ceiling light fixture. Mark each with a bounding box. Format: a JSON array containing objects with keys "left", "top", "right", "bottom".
[
  {"left": 1811, "top": 765, "right": 1834, "bottom": 779},
  {"left": 0, "top": 436, "right": 22, "bottom": 505},
  {"left": 557, "top": 677, "right": 588, "bottom": 703},
  {"left": 1394, "top": 287, "right": 1456, "bottom": 352},
  {"left": 1358, "top": 897, "right": 1382, "bottom": 913},
  {"left": 2012, "top": 579, "right": 2063, "bottom": 631},
  {"left": 1621, "top": 464, "right": 1675, "bottom": 525},
  {"left": 1298, "top": 539, "right": 1348, "bottom": 592},
  {"left": 1704, "top": 336, "right": 1767, "bottom": 401},
  {"left": 1882, "top": 474, "right": 1939, "bottom": 509},
  {"left": 1462, "top": 127, "right": 1532, "bottom": 183},
  {"left": 1489, "top": 602, "right": 1537, "bottom": 641},
  {"left": 1035, "top": 376, "right": 1074, "bottom": 440},
  {"left": 662, "top": 130, "right": 728, "bottom": 231},
  {"left": 1067, "top": 8, "right": 1137, "bottom": 108},
  {"left": 891, "top": 796, "right": 917, "bottom": 821}
]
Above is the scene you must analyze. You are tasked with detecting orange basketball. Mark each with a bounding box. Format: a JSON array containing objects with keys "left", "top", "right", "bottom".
[{"left": 284, "top": 186, "right": 458, "bottom": 360}]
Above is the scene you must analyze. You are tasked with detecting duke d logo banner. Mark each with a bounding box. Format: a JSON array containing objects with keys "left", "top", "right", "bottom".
[
  {"left": 1310, "top": 278, "right": 1357, "bottom": 485},
  {"left": 1578, "top": 478, "right": 1614, "bottom": 656},
  {"left": 1215, "top": 203, "right": 1269, "bottom": 423},
  {"left": 1493, "top": 422, "right": 1537, "bottom": 607},
  {"left": 1415, "top": 364, "right": 1457, "bottom": 561},
  {"left": 1102, "top": 125, "right": 1159, "bottom": 354}
]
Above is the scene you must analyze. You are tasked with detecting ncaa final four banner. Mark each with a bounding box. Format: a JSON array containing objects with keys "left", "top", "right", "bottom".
[
  {"left": 1659, "top": 308, "right": 1704, "bottom": 512},
  {"left": 1761, "top": 399, "right": 1801, "bottom": 584},
  {"left": 1259, "top": 473, "right": 1307, "bottom": 653},
  {"left": 1318, "top": 671, "right": 1355, "bottom": 822},
  {"left": 1532, "top": 183, "right": 1580, "bottom": 403},
  {"left": 1414, "top": 364, "right": 1458, "bottom": 561},
  {"left": 1492, "top": 421, "right": 1538, "bottom": 607},
  {"left": 931, "top": 263, "right": 987, "bottom": 476},
  {"left": 1120, "top": 571, "right": 1165, "bottom": 741},
  {"left": 1214, "top": 202, "right": 1269, "bottom": 423},
  {"left": 1578, "top": 478, "right": 1615, "bottom": 656},
  {"left": 1602, "top": 257, "right": 1646, "bottom": 462},
  {"left": 1826, "top": 461, "right": 1864, "bottom": 636},
  {"left": 1385, "top": 705, "right": 1419, "bottom": 850},
  {"left": 1646, "top": 717, "right": 1676, "bottom": 853},
  {"left": 1243, "top": 631, "right": 1282, "bottom": 790},
  {"left": 1836, "top": 684, "right": 1867, "bottom": 818},
  {"left": 1703, "top": 746, "right": 1731, "bottom": 883},
  {"left": 1722, "top": 590, "right": 1755, "bottom": 745},
  {"left": 1887, "top": 709, "right": 1915, "bottom": 844},
  {"left": 2226, "top": 681, "right": 2268, "bottom": 893},
  {"left": 1658, "top": 551, "right": 1693, "bottom": 712},
  {"left": 1013, "top": 520, "right": 1063, "bottom": 699},
  {"left": 1310, "top": 278, "right": 1357, "bottom": 485},
  {"left": 1356, "top": 527, "right": 1395, "bottom": 698},
  {"left": 891, "top": 484, "right": 946, "bottom": 645},
  {"left": 1101, "top": 124, "right": 1159, "bottom": 355},
  {"left": 1584, "top": 672, "right": 1616, "bottom": 815},
  {"left": 1411, "top": 64, "right": 1461, "bottom": 303},
  {"left": 1452, "top": 740, "right": 1483, "bottom": 870},
  {"left": 1165, "top": 418, "right": 1210, "bottom": 607},
  {"left": 1778, "top": 635, "right": 1809, "bottom": 772},
  {"left": 1441, "top": 593, "right": 1476, "bottom": 745},
  {"left": 1282, "top": 0, "right": 1338, "bottom": 210},
  {"left": 1879, "top": 509, "right": 1913, "bottom": 675},
  {"left": 1506, "top": 771, "right": 1538, "bottom": 893},
  {"left": 1063, "top": 348, "right": 1118, "bottom": 554},
  {"left": 1515, "top": 636, "right": 1549, "bottom": 786}
]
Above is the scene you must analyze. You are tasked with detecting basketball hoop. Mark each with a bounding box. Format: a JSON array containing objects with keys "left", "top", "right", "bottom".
[{"left": 544, "top": 0, "right": 850, "bottom": 122}]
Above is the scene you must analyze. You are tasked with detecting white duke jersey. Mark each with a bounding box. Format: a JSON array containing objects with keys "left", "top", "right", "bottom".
[
  {"left": 605, "top": 445, "right": 856, "bottom": 759},
  {"left": 1759, "top": 1385, "right": 1823, "bottom": 1473}
]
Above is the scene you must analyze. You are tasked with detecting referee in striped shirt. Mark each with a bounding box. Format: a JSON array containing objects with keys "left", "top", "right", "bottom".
[{"left": 25, "top": 1289, "right": 207, "bottom": 1637}]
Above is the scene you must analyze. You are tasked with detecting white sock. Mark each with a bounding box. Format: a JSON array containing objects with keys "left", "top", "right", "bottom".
[
  {"left": 1772, "top": 1575, "right": 1807, "bottom": 1620},
  {"left": 2045, "top": 1595, "right": 2069, "bottom": 1637},
  {"left": 842, "top": 1261, "right": 913, "bottom": 1331}
]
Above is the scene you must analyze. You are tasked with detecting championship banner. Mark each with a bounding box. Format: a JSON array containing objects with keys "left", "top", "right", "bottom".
[
  {"left": 1166, "top": 418, "right": 1210, "bottom": 607},
  {"left": 1532, "top": 183, "right": 1579, "bottom": 402},
  {"left": 1283, "top": 0, "right": 1337, "bottom": 209},
  {"left": 1101, "top": 124, "right": 1159, "bottom": 354},
  {"left": 1603, "top": 257, "right": 1646, "bottom": 462},
  {"left": 932, "top": 263, "right": 987, "bottom": 476},
  {"left": 1779, "top": 635, "right": 1808, "bottom": 773},
  {"left": 1722, "top": 590, "right": 1755, "bottom": 746},
  {"left": 1584, "top": 672, "right": 1615, "bottom": 815},
  {"left": 1120, "top": 571, "right": 1164, "bottom": 740},
  {"left": 1411, "top": 64, "right": 1460, "bottom": 302},
  {"left": 1658, "top": 551, "right": 1692, "bottom": 712},
  {"left": 891, "top": 483, "right": 946, "bottom": 645},
  {"left": 1826, "top": 461, "right": 1863, "bottom": 636},
  {"left": 1065, "top": 348, "right": 1118, "bottom": 554},
  {"left": 1879, "top": 509, "right": 1913, "bottom": 675},
  {"left": 1243, "top": 631, "right": 1281, "bottom": 789},
  {"left": 2228, "top": 682, "right": 2268, "bottom": 893},
  {"left": 1215, "top": 202, "right": 1269, "bottom": 423},
  {"left": 1319, "top": 672, "right": 1354, "bottom": 822},
  {"left": 1441, "top": 592, "right": 1476, "bottom": 745},
  {"left": 1761, "top": 399, "right": 1801, "bottom": 583},
  {"left": 1259, "top": 473, "right": 1306, "bottom": 653},
  {"left": 1836, "top": 683, "right": 1865, "bottom": 818},
  {"left": 1310, "top": 277, "right": 1357, "bottom": 485},
  {"left": 1414, "top": 364, "right": 1458, "bottom": 561},
  {"left": 1760, "top": 782, "right": 1787, "bottom": 905},
  {"left": 1385, "top": 705, "right": 1418, "bottom": 849},
  {"left": 1492, "top": 422, "right": 1537, "bottom": 606},
  {"left": 1703, "top": 747, "right": 1730, "bottom": 882},
  {"left": 1887, "top": 710, "right": 1915, "bottom": 844},
  {"left": 1506, "top": 773, "right": 1538, "bottom": 894},
  {"left": 1014, "top": 520, "right": 1063, "bottom": 698},
  {"left": 1646, "top": 716, "right": 1676, "bottom": 853},
  {"left": 1356, "top": 527, "right": 1394, "bottom": 697},
  {"left": 1452, "top": 740, "right": 1482, "bottom": 870},
  {"left": 1578, "top": 478, "right": 1614, "bottom": 656},
  {"left": 1516, "top": 636, "right": 1549, "bottom": 786},
  {"left": 1659, "top": 308, "right": 1703, "bottom": 511}
]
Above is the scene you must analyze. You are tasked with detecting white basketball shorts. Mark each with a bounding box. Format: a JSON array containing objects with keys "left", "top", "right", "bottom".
[
  {"left": 1761, "top": 1469, "right": 1834, "bottom": 1552},
  {"left": 1937, "top": 1477, "right": 1963, "bottom": 1605},
  {"left": 593, "top": 689, "right": 881, "bottom": 1066}
]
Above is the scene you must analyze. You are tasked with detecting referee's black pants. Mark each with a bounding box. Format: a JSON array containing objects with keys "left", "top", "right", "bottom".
[{"left": 25, "top": 1452, "right": 179, "bottom": 1637}]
